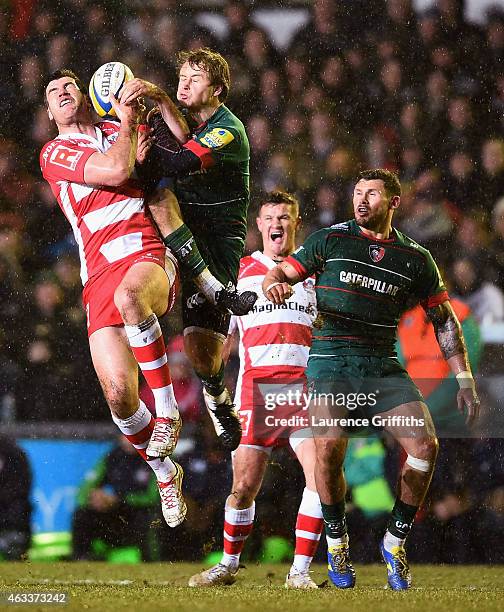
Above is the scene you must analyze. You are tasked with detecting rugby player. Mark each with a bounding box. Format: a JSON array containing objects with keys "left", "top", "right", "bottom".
[
  {"left": 262, "top": 169, "right": 480, "bottom": 590},
  {"left": 189, "top": 192, "right": 322, "bottom": 589},
  {"left": 40, "top": 70, "right": 186, "bottom": 528},
  {"left": 119, "top": 48, "right": 253, "bottom": 452}
]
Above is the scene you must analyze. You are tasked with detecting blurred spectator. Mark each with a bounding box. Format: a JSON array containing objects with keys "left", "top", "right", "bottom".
[
  {"left": 72, "top": 436, "right": 158, "bottom": 561},
  {"left": 399, "top": 172, "right": 454, "bottom": 255},
  {"left": 289, "top": 0, "right": 350, "bottom": 63},
  {"left": 451, "top": 257, "right": 504, "bottom": 325},
  {"left": 443, "top": 150, "right": 480, "bottom": 213},
  {"left": 221, "top": 0, "right": 256, "bottom": 57},
  {"left": 479, "top": 138, "right": 504, "bottom": 212},
  {"left": 247, "top": 114, "right": 274, "bottom": 180},
  {"left": 488, "top": 197, "right": 504, "bottom": 291},
  {"left": 442, "top": 96, "right": 481, "bottom": 160},
  {"left": 423, "top": 69, "right": 450, "bottom": 163},
  {"left": 379, "top": 0, "right": 421, "bottom": 76},
  {"left": 0, "top": 435, "right": 32, "bottom": 560}
]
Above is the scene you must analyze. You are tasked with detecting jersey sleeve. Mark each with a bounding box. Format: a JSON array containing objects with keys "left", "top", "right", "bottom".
[
  {"left": 188, "top": 123, "right": 242, "bottom": 166},
  {"left": 40, "top": 140, "right": 97, "bottom": 184},
  {"left": 415, "top": 250, "right": 449, "bottom": 309},
  {"left": 285, "top": 229, "right": 329, "bottom": 278}
]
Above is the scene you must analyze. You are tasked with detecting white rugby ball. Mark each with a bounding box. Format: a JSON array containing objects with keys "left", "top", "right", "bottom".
[{"left": 89, "top": 61, "right": 134, "bottom": 118}]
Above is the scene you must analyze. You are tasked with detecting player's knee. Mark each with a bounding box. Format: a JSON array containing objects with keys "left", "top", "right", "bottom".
[
  {"left": 102, "top": 383, "right": 137, "bottom": 419},
  {"left": 114, "top": 285, "right": 142, "bottom": 320},
  {"left": 406, "top": 437, "right": 439, "bottom": 471},
  {"left": 315, "top": 438, "right": 346, "bottom": 467}
]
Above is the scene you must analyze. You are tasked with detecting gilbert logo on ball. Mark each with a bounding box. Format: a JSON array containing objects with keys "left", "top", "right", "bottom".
[{"left": 89, "top": 62, "right": 134, "bottom": 118}]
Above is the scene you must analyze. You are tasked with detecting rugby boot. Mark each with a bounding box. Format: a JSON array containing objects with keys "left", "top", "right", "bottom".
[
  {"left": 157, "top": 462, "right": 186, "bottom": 528},
  {"left": 147, "top": 415, "right": 182, "bottom": 459},
  {"left": 285, "top": 571, "right": 318, "bottom": 589},
  {"left": 188, "top": 563, "right": 237, "bottom": 587},
  {"left": 327, "top": 541, "right": 356, "bottom": 589},
  {"left": 216, "top": 284, "right": 257, "bottom": 316},
  {"left": 380, "top": 540, "right": 412, "bottom": 591},
  {"left": 203, "top": 388, "right": 242, "bottom": 451}
]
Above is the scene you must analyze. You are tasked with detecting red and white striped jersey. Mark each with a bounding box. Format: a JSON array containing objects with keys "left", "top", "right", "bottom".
[
  {"left": 40, "top": 121, "right": 163, "bottom": 286},
  {"left": 230, "top": 250, "right": 317, "bottom": 411}
]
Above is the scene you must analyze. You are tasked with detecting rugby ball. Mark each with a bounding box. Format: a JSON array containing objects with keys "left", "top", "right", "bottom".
[{"left": 89, "top": 61, "right": 134, "bottom": 118}]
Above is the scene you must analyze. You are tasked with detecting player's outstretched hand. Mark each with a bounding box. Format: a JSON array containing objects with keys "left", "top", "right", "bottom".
[
  {"left": 263, "top": 281, "right": 293, "bottom": 305},
  {"left": 119, "top": 78, "right": 164, "bottom": 105},
  {"left": 457, "top": 387, "right": 480, "bottom": 426}
]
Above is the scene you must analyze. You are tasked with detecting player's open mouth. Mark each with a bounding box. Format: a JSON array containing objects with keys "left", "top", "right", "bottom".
[
  {"left": 60, "top": 99, "right": 72, "bottom": 107},
  {"left": 270, "top": 230, "right": 284, "bottom": 243},
  {"left": 357, "top": 206, "right": 369, "bottom": 215}
]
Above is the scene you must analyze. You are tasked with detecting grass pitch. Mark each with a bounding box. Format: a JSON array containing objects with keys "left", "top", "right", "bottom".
[{"left": 0, "top": 562, "right": 503, "bottom": 612}]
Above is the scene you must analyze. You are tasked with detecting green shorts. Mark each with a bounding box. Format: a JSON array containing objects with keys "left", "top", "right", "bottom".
[
  {"left": 181, "top": 228, "right": 245, "bottom": 338},
  {"left": 306, "top": 354, "right": 423, "bottom": 420}
]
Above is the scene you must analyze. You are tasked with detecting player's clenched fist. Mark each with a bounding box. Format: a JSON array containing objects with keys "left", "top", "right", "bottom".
[{"left": 263, "top": 281, "right": 294, "bottom": 305}]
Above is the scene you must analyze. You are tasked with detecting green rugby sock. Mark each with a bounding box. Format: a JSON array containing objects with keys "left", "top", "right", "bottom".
[
  {"left": 321, "top": 500, "right": 347, "bottom": 539},
  {"left": 386, "top": 499, "right": 418, "bottom": 539},
  {"left": 197, "top": 362, "right": 226, "bottom": 397},
  {"left": 163, "top": 224, "right": 206, "bottom": 277}
]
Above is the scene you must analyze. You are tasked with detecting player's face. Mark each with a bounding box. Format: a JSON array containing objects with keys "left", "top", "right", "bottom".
[
  {"left": 257, "top": 203, "right": 300, "bottom": 259},
  {"left": 45, "top": 77, "right": 88, "bottom": 126},
  {"left": 353, "top": 179, "right": 396, "bottom": 230},
  {"left": 177, "top": 62, "right": 221, "bottom": 110}
]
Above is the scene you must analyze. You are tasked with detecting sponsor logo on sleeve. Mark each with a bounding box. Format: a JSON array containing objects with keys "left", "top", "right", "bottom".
[
  {"left": 49, "top": 145, "right": 84, "bottom": 171},
  {"left": 199, "top": 128, "right": 234, "bottom": 149}
]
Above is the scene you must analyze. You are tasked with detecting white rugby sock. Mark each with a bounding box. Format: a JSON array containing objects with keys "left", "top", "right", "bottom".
[
  {"left": 194, "top": 269, "right": 224, "bottom": 305},
  {"left": 326, "top": 532, "right": 349, "bottom": 548},
  {"left": 147, "top": 457, "right": 176, "bottom": 482},
  {"left": 383, "top": 530, "right": 406, "bottom": 552}
]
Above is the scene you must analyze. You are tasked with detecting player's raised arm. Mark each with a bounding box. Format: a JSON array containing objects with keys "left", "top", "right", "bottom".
[
  {"left": 426, "top": 300, "right": 480, "bottom": 425},
  {"left": 119, "top": 78, "right": 190, "bottom": 144},
  {"left": 83, "top": 94, "right": 140, "bottom": 186},
  {"left": 262, "top": 261, "right": 301, "bottom": 305}
]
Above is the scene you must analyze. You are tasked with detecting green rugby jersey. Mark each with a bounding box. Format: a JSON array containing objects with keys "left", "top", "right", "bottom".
[
  {"left": 176, "top": 104, "right": 250, "bottom": 241},
  {"left": 286, "top": 220, "right": 448, "bottom": 356}
]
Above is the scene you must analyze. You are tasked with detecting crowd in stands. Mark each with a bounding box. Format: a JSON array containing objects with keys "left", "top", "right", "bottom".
[{"left": 0, "top": 0, "right": 503, "bottom": 563}]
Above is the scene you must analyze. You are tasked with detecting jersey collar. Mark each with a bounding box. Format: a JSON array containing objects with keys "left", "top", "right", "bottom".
[
  {"left": 56, "top": 125, "right": 104, "bottom": 148},
  {"left": 353, "top": 220, "right": 397, "bottom": 243},
  {"left": 252, "top": 250, "right": 278, "bottom": 270}
]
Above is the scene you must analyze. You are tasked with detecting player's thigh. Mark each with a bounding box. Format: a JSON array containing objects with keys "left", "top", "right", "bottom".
[
  {"left": 293, "top": 437, "right": 317, "bottom": 491},
  {"left": 88, "top": 326, "right": 139, "bottom": 415},
  {"left": 183, "top": 327, "right": 225, "bottom": 374},
  {"left": 381, "top": 400, "right": 438, "bottom": 459},
  {"left": 231, "top": 445, "right": 270, "bottom": 497},
  {"left": 116, "top": 261, "right": 170, "bottom": 317}
]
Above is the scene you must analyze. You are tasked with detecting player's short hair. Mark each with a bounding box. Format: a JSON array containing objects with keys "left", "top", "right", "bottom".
[
  {"left": 357, "top": 169, "right": 402, "bottom": 197},
  {"left": 257, "top": 190, "right": 300, "bottom": 215},
  {"left": 177, "top": 48, "right": 230, "bottom": 102},
  {"left": 43, "top": 69, "right": 88, "bottom": 107}
]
